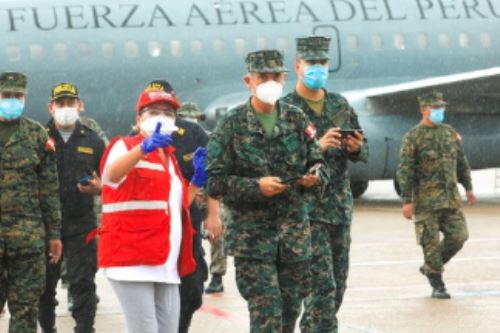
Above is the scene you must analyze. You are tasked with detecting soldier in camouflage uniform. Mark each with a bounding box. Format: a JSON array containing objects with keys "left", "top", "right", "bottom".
[
  {"left": 282, "top": 36, "right": 368, "bottom": 333},
  {"left": 178, "top": 102, "right": 206, "bottom": 123},
  {"left": 396, "top": 91, "right": 475, "bottom": 299},
  {"left": 206, "top": 50, "right": 329, "bottom": 333},
  {"left": 0, "top": 71, "right": 62, "bottom": 333}
]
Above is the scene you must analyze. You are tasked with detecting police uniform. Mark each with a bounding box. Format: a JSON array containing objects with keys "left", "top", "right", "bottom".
[
  {"left": 206, "top": 50, "right": 329, "bottom": 333},
  {"left": 282, "top": 36, "right": 369, "bottom": 333},
  {"left": 0, "top": 72, "right": 62, "bottom": 333},
  {"left": 143, "top": 80, "right": 209, "bottom": 333},
  {"left": 396, "top": 91, "right": 471, "bottom": 298},
  {"left": 38, "top": 83, "right": 105, "bottom": 333}
]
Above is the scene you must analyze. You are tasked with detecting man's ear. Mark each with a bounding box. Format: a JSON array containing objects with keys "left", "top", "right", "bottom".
[
  {"left": 78, "top": 100, "right": 85, "bottom": 113},
  {"left": 243, "top": 74, "right": 252, "bottom": 90},
  {"left": 47, "top": 102, "right": 54, "bottom": 115}
]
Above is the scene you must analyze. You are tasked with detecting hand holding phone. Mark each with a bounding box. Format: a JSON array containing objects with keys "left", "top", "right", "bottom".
[
  {"left": 339, "top": 129, "right": 364, "bottom": 138},
  {"left": 78, "top": 175, "right": 92, "bottom": 186}
]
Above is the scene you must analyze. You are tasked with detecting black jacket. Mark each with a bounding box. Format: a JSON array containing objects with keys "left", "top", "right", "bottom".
[{"left": 46, "top": 120, "right": 105, "bottom": 238}]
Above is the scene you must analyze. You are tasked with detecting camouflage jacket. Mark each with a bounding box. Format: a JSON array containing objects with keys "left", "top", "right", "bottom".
[
  {"left": 206, "top": 99, "right": 328, "bottom": 261},
  {"left": 396, "top": 123, "right": 472, "bottom": 213},
  {"left": 0, "top": 117, "right": 61, "bottom": 248},
  {"left": 282, "top": 91, "right": 369, "bottom": 225}
]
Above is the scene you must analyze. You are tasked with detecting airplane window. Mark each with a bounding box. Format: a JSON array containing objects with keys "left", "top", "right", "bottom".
[
  {"left": 438, "top": 33, "right": 451, "bottom": 48},
  {"left": 459, "top": 33, "right": 470, "bottom": 48},
  {"left": 54, "top": 43, "right": 68, "bottom": 60},
  {"left": 125, "top": 41, "right": 139, "bottom": 58},
  {"left": 170, "top": 40, "right": 182, "bottom": 57},
  {"left": 30, "top": 44, "right": 44, "bottom": 61},
  {"left": 372, "top": 34, "right": 384, "bottom": 50},
  {"left": 346, "top": 35, "right": 359, "bottom": 50},
  {"left": 102, "top": 42, "right": 115, "bottom": 58},
  {"left": 191, "top": 40, "right": 203, "bottom": 56},
  {"left": 148, "top": 41, "right": 161, "bottom": 58},
  {"left": 480, "top": 33, "right": 492, "bottom": 48},
  {"left": 256, "top": 37, "right": 268, "bottom": 50},
  {"left": 213, "top": 39, "right": 225, "bottom": 54},
  {"left": 394, "top": 33, "right": 405, "bottom": 50},
  {"left": 6, "top": 45, "right": 21, "bottom": 62},
  {"left": 416, "top": 33, "right": 429, "bottom": 49},
  {"left": 78, "top": 42, "right": 92, "bottom": 57},
  {"left": 276, "top": 37, "right": 288, "bottom": 51},
  {"left": 235, "top": 38, "right": 246, "bottom": 55}
]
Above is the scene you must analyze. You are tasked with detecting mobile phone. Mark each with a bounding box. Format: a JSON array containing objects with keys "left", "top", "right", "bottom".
[
  {"left": 279, "top": 175, "right": 303, "bottom": 184},
  {"left": 339, "top": 129, "right": 364, "bottom": 138},
  {"left": 78, "top": 175, "right": 92, "bottom": 186}
]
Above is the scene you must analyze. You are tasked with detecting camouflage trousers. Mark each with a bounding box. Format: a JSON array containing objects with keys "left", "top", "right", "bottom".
[
  {"left": 0, "top": 238, "right": 46, "bottom": 333},
  {"left": 414, "top": 208, "right": 468, "bottom": 275},
  {"left": 235, "top": 257, "right": 311, "bottom": 333},
  {"left": 300, "top": 223, "right": 351, "bottom": 333},
  {"left": 209, "top": 236, "right": 227, "bottom": 276}
]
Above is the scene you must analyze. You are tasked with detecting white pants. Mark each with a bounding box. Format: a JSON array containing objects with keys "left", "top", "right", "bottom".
[{"left": 109, "top": 280, "right": 180, "bottom": 333}]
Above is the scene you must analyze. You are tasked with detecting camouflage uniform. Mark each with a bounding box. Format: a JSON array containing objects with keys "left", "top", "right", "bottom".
[
  {"left": 396, "top": 92, "right": 471, "bottom": 277},
  {"left": 208, "top": 205, "right": 227, "bottom": 276},
  {"left": 206, "top": 50, "right": 329, "bottom": 333},
  {"left": 282, "top": 36, "right": 369, "bottom": 333},
  {"left": 0, "top": 72, "right": 61, "bottom": 333}
]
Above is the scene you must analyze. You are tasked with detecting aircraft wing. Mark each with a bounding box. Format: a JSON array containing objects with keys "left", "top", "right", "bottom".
[{"left": 345, "top": 67, "right": 500, "bottom": 115}]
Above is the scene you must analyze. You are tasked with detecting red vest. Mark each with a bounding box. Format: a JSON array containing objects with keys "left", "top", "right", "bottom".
[{"left": 98, "top": 134, "right": 196, "bottom": 277}]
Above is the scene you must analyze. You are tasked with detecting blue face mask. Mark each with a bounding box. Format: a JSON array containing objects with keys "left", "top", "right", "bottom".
[
  {"left": 303, "top": 64, "right": 329, "bottom": 90},
  {"left": 429, "top": 108, "right": 445, "bottom": 125},
  {"left": 0, "top": 98, "right": 25, "bottom": 120}
]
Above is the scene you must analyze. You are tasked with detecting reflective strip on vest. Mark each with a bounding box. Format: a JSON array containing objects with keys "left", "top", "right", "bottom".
[
  {"left": 136, "top": 160, "right": 165, "bottom": 171},
  {"left": 102, "top": 200, "right": 168, "bottom": 213}
]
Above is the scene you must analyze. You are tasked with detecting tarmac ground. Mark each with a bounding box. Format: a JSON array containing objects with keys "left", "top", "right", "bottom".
[{"left": 1, "top": 169, "right": 500, "bottom": 333}]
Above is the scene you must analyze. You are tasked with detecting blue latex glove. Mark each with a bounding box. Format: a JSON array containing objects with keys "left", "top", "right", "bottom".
[
  {"left": 191, "top": 147, "right": 207, "bottom": 188},
  {"left": 140, "top": 122, "right": 173, "bottom": 154}
]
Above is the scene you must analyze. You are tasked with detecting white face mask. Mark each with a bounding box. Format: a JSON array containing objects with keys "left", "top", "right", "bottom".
[
  {"left": 54, "top": 107, "right": 79, "bottom": 127},
  {"left": 255, "top": 80, "right": 283, "bottom": 105},
  {"left": 140, "top": 115, "right": 178, "bottom": 136}
]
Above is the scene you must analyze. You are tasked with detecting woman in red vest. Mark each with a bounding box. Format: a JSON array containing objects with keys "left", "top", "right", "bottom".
[{"left": 98, "top": 90, "right": 207, "bottom": 333}]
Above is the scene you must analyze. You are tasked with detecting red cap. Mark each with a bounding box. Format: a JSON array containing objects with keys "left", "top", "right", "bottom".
[{"left": 135, "top": 90, "right": 180, "bottom": 113}]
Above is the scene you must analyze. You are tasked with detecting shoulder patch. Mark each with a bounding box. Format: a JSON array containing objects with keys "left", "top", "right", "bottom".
[
  {"left": 45, "top": 137, "right": 56, "bottom": 152},
  {"left": 304, "top": 122, "right": 317, "bottom": 139},
  {"left": 178, "top": 128, "right": 185, "bottom": 136}
]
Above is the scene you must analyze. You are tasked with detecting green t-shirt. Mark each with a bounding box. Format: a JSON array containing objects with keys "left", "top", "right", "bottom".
[
  {"left": 0, "top": 119, "right": 20, "bottom": 147},
  {"left": 254, "top": 108, "right": 278, "bottom": 138},
  {"left": 305, "top": 98, "right": 325, "bottom": 116}
]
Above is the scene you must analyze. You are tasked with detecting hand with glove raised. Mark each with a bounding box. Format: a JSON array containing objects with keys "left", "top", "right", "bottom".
[
  {"left": 140, "top": 122, "right": 173, "bottom": 154},
  {"left": 191, "top": 147, "right": 207, "bottom": 188}
]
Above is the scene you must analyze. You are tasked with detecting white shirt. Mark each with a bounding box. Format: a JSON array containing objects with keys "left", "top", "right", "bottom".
[{"left": 101, "top": 139, "right": 183, "bottom": 284}]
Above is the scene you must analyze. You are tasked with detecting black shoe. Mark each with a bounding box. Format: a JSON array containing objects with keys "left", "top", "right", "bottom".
[
  {"left": 432, "top": 285, "right": 451, "bottom": 299},
  {"left": 424, "top": 272, "right": 451, "bottom": 299},
  {"left": 205, "top": 274, "right": 224, "bottom": 294},
  {"left": 68, "top": 293, "right": 74, "bottom": 312}
]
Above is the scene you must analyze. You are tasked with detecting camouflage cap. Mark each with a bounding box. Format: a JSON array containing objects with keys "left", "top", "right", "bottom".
[
  {"left": 296, "top": 36, "right": 331, "bottom": 61},
  {"left": 0, "top": 71, "right": 27, "bottom": 94},
  {"left": 51, "top": 82, "right": 80, "bottom": 101},
  {"left": 245, "top": 49, "right": 288, "bottom": 73},
  {"left": 417, "top": 91, "right": 448, "bottom": 107},
  {"left": 178, "top": 102, "right": 205, "bottom": 120}
]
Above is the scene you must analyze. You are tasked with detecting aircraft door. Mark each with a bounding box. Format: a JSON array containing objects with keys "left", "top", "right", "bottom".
[{"left": 312, "top": 25, "right": 341, "bottom": 72}]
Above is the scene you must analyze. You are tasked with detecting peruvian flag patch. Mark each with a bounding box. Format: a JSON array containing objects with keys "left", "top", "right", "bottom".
[
  {"left": 304, "top": 123, "right": 317, "bottom": 139},
  {"left": 45, "top": 137, "right": 56, "bottom": 152}
]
